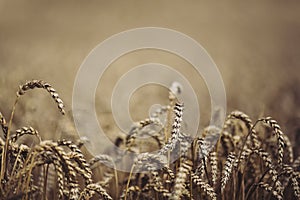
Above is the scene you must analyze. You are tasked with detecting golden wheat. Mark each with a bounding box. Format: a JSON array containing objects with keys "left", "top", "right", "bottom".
[{"left": 0, "top": 79, "right": 299, "bottom": 199}]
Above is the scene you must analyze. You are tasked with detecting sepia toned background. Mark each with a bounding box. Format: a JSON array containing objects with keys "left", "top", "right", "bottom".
[{"left": 0, "top": 1, "right": 299, "bottom": 150}]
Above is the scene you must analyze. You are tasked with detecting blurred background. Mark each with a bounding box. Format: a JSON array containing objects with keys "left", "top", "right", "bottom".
[{"left": 0, "top": 1, "right": 299, "bottom": 150}]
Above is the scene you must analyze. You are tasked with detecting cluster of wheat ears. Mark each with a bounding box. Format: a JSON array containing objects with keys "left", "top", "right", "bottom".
[{"left": 0, "top": 80, "right": 299, "bottom": 200}]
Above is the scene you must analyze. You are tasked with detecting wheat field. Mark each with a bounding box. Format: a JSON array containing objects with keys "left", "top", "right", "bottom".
[
  {"left": 1, "top": 1, "right": 300, "bottom": 200},
  {"left": 0, "top": 80, "right": 299, "bottom": 199}
]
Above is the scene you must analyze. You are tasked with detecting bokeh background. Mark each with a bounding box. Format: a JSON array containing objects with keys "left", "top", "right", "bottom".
[{"left": 0, "top": 1, "right": 299, "bottom": 152}]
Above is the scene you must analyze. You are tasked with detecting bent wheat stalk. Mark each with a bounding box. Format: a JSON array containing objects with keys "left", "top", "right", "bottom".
[{"left": 0, "top": 80, "right": 65, "bottom": 189}]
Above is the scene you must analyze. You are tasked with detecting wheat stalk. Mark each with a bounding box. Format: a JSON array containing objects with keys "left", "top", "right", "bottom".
[{"left": 1, "top": 80, "right": 65, "bottom": 183}]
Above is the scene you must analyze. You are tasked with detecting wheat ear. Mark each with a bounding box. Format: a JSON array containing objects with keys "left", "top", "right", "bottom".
[
  {"left": 192, "top": 173, "right": 217, "bottom": 200},
  {"left": 159, "top": 102, "right": 184, "bottom": 155},
  {"left": 224, "top": 110, "right": 260, "bottom": 148},
  {"left": 11, "top": 126, "right": 41, "bottom": 143},
  {"left": 209, "top": 151, "right": 218, "bottom": 188},
  {"left": 79, "top": 183, "right": 112, "bottom": 200},
  {"left": 252, "top": 148, "right": 283, "bottom": 199},
  {"left": 171, "top": 159, "right": 192, "bottom": 199},
  {"left": 261, "top": 117, "right": 285, "bottom": 165},
  {"left": 17, "top": 80, "right": 65, "bottom": 114},
  {"left": 221, "top": 152, "right": 236, "bottom": 192}
]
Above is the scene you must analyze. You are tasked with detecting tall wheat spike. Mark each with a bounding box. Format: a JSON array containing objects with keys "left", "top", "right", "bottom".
[
  {"left": 159, "top": 102, "right": 184, "bottom": 155},
  {"left": 208, "top": 151, "right": 218, "bottom": 187},
  {"left": 171, "top": 159, "right": 192, "bottom": 199},
  {"left": 192, "top": 173, "right": 217, "bottom": 200},
  {"left": 260, "top": 117, "right": 285, "bottom": 165},
  {"left": 221, "top": 152, "right": 236, "bottom": 192}
]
